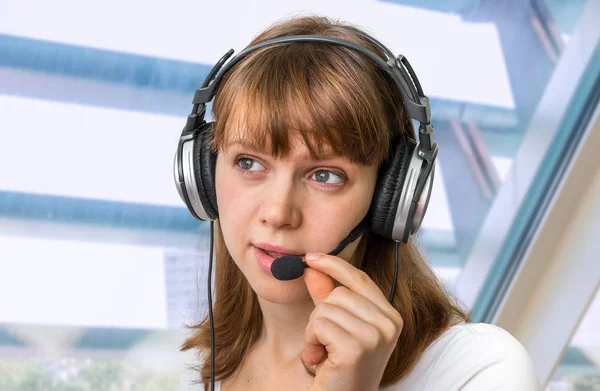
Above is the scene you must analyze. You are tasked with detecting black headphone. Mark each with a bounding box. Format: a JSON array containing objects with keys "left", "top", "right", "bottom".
[{"left": 174, "top": 28, "right": 438, "bottom": 243}]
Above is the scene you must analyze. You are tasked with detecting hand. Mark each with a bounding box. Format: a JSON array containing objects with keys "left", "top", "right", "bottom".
[{"left": 301, "top": 252, "right": 403, "bottom": 391}]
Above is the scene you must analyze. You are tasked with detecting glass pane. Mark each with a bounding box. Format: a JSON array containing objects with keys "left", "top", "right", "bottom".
[
  {"left": 413, "top": 0, "right": 591, "bottom": 289},
  {"left": 546, "top": 289, "right": 600, "bottom": 390},
  {"left": 0, "top": 0, "right": 597, "bottom": 388}
]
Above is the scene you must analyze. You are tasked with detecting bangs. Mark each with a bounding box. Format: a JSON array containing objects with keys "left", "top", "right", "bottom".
[{"left": 210, "top": 43, "right": 404, "bottom": 166}]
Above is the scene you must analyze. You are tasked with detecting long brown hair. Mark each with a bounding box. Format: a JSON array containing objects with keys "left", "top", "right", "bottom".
[{"left": 181, "top": 14, "right": 469, "bottom": 389}]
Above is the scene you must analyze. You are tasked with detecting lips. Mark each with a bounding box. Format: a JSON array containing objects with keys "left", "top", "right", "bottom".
[
  {"left": 253, "top": 243, "right": 305, "bottom": 275},
  {"left": 254, "top": 243, "right": 303, "bottom": 257}
]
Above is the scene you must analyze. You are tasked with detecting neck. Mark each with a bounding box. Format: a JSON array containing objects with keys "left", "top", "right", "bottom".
[{"left": 255, "top": 295, "right": 315, "bottom": 365}]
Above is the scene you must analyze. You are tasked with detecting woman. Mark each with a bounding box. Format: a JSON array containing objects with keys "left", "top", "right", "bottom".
[{"left": 176, "top": 15, "right": 540, "bottom": 391}]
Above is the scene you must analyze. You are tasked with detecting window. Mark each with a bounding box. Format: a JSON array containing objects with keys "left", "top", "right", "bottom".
[{"left": 0, "top": 0, "right": 597, "bottom": 388}]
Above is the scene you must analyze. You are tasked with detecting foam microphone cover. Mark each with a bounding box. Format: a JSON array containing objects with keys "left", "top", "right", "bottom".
[
  {"left": 270, "top": 221, "right": 367, "bottom": 281},
  {"left": 271, "top": 255, "right": 307, "bottom": 281}
]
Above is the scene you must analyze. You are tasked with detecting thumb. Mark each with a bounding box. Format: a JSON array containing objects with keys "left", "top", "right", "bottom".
[
  {"left": 303, "top": 266, "right": 335, "bottom": 305},
  {"left": 302, "top": 267, "right": 335, "bottom": 369}
]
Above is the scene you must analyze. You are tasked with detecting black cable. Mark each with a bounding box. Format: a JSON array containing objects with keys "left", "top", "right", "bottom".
[
  {"left": 389, "top": 241, "right": 399, "bottom": 304},
  {"left": 208, "top": 221, "right": 215, "bottom": 391}
]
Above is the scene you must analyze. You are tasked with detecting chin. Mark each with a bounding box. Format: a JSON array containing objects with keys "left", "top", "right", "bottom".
[{"left": 249, "top": 272, "right": 311, "bottom": 304}]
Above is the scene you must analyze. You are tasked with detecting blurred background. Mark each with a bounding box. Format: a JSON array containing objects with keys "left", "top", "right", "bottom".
[{"left": 0, "top": 0, "right": 599, "bottom": 390}]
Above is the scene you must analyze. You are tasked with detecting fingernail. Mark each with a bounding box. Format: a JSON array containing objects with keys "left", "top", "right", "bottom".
[{"left": 306, "top": 253, "right": 320, "bottom": 261}]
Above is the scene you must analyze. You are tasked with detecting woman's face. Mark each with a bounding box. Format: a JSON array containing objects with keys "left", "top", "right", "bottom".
[{"left": 215, "top": 133, "right": 378, "bottom": 304}]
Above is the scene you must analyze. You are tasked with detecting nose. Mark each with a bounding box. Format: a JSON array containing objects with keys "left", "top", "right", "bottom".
[{"left": 258, "top": 177, "right": 302, "bottom": 230}]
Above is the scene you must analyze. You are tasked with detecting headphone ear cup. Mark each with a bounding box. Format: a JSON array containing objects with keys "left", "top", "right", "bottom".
[
  {"left": 192, "top": 122, "right": 219, "bottom": 220},
  {"left": 369, "top": 138, "right": 416, "bottom": 239}
]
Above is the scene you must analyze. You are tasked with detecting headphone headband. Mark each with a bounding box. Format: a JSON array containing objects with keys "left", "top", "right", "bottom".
[{"left": 192, "top": 35, "right": 431, "bottom": 124}]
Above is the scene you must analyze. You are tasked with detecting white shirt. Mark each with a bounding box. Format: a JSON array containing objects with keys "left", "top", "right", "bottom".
[{"left": 178, "top": 322, "right": 541, "bottom": 391}]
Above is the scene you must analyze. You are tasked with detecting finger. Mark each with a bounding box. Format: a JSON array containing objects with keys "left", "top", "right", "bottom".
[
  {"left": 305, "top": 252, "right": 393, "bottom": 313},
  {"left": 309, "top": 302, "right": 383, "bottom": 348},
  {"left": 303, "top": 266, "right": 335, "bottom": 305},
  {"left": 317, "top": 287, "right": 402, "bottom": 341},
  {"left": 303, "top": 317, "right": 355, "bottom": 367}
]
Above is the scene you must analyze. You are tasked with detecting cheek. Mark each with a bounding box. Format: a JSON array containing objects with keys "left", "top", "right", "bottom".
[
  {"left": 305, "top": 186, "right": 374, "bottom": 251},
  {"left": 215, "top": 155, "right": 244, "bottom": 210},
  {"left": 214, "top": 157, "right": 249, "bottom": 249}
]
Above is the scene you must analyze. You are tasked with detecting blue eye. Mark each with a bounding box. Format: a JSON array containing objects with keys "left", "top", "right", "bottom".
[
  {"left": 311, "top": 170, "right": 344, "bottom": 184},
  {"left": 237, "top": 158, "right": 265, "bottom": 171}
]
